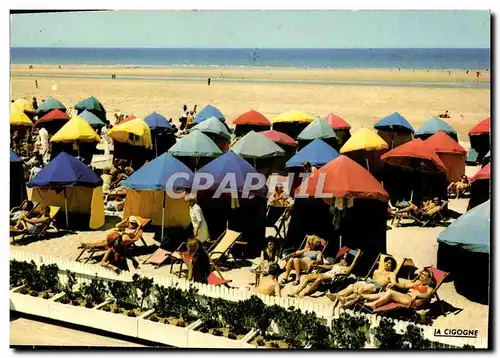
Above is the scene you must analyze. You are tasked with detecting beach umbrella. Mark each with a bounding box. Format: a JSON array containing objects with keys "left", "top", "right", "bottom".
[
  {"left": 466, "top": 147, "right": 479, "bottom": 165},
  {"left": 108, "top": 118, "right": 153, "bottom": 149},
  {"left": 374, "top": 112, "right": 414, "bottom": 149},
  {"left": 233, "top": 109, "right": 271, "bottom": 126},
  {"left": 297, "top": 155, "right": 389, "bottom": 248},
  {"left": 191, "top": 116, "right": 231, "bottom": 141},
  {"left": 28, "top": 152, "right": 102, "bottom": 227},
  {"left": 438, "top": 200, "right": 490, "bottom": 253},
  {"left": 297, "top": 117, "right": 337, "bottom": 141},
  {"left": 35, "top": 97, "right": 67, "bottom": 117},
  {"left": 381, "top": 138, "right": 448, "bottom": 173},
  {"left": 191, "top": 150, "right": 268, "bottom": 197},
  {"left": 74, "top": 96, "right": 107, "bottom": 122},
  {"left": 10, "top": 107, "right": 34, "bottom": 127},
  {"left": 34, "top": 109, "right": 71, "bottom": 134},
  {"left": 415, "top": 117, "right": 458, "bottom": 141},
  {"left": 324, "top": 113, "right": 351, "bottom": 130},
  {"left": 79, "top": 109, "right": 106, "bottom": 129},
  {"left": 425, "top": 131, "right": 466, "bottom": 182},
  {"left": 468, "top": 117, "right": 491, "bottom": 162},
  {"left": 231, "top": 130, "right": 285, "bottom": 161},
  {"left": 144, "top": 112, "right": 172, "bottom": 131},
  {"left": 340, "top": 128, "right": 388, "bottom": 172},
  {"left": 286, "top": 138, "right": 339, "bottom": 168},
  {"left": 168, "top": 130, "right": 222, "bottom": 169},
  {"left": 471, "top": 163, "right": 490, "bottom": 183},
  {"left": 51, "top": 116, "right": 100, "bottom": 143},
  {"left": 273, "top": 110, "right": 315, "bottom": 124},
  {"left": 10, "top": 151, "right": 22, "bottom": 163},
  {"left": 13, "top": 99, "right": 35, "bottom": 114},
  {"left": 260, "top": 130, "right": 298, "bottom": 147},
  {"left": 193, "top": 104, "right": 224, "bottom": 124},
  {"left": 468, "top": 163, "right": 490, "bottom": 210},
  {"left": 123, "top": 152, "right": 193, "bottom": 239}
]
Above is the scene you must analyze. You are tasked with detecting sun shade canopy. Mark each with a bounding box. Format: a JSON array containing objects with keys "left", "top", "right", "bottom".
[
  {"left": 297, "top": 117, "right": 337, "bottom": 140},
  {"left": 374, "top": 112, "right": 414, "bottom": 132},
  {"left": 35, "top": 109, "right": 71, "bottom": 126},
  {"left": 168, "top": 130, "right": 222, "bottom": 157},
  {"left": 191, "top": 116, "right": 231, "bottom": 140},
  {"left": 193, "top": 104, "right": 224, "bottom": 124},
  {"left": 260, "top": 130, "right": 298, "bottom": 146},
  {"left": 51, "top": 116, "right": 101, "bottom": 143},
  {"left": 272, "top": 110, "right": 315, "bottom": 124},
  {"left": 233, "top": 110, "right": 271, "bottom": 126},
  {"left": 286, "top": 138, "right": 339, "bottom": 168},
  {"left": 107, "top": 118, "right": 153, "bottom": 149},
  {"left": 415, "top": 117, "right": 457, "bottom": 137},
  {"left": 323, "top": 113, "right": 351, "bottom": 130},
  {"left": 231, "top": 130, "right": 285, "bottom": 158},
  {"left": 470, "top": 163, "right": 490, "bottom": 183},
  {"left": 340, "top": 128, "right": 388, "bottom": 153},
  {"left": 10, "top": 107, "right": 33, "bottom": 126},
  {"left": 144, "top": 112, "right": 172, "bottom": 131},
  {"left": 79, "top": 110, "right": 106, "bottom": 128},
  {"left": 425, "top": 131, "right": 466, "bottom": 154},
  {"left": 469, "top": 117, "right": 491, "bottom": 136},
  {"left": 35, "top": 97, "right": 66, "bottom": 114}
]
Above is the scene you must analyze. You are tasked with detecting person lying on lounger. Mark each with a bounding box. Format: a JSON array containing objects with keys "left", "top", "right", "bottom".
[
  {"left": 327, "top": 256, "right": 397, "bottom": 308},
  {"left": 280, "top": 235, "right": 324, "bottom": 285},
  {"left": 391, "top": 198, "right": 440, "bottom": 217},
  {"left": 362, "top": 268, "right": 435, "bottom": 310},
  {"left": 10, "top": 206, "right": 51, "bottom": 234},
  {"left": 289, "top": 252, "right": 353, "bottom": 297},
  {"left": 257, "top": 263, "right": 282, "bottom": 297},
  {"left": 447, "top": 175, "right": 470, "bottom": 198},
  {"left": 80, "top": 216, "right": 144, "bottom": 250},
  {"left": 100, "top": 234, "right": 140, "bottom": 273},
  {"left": 10, "top": 201, "right": 35, "bottom": 222}
]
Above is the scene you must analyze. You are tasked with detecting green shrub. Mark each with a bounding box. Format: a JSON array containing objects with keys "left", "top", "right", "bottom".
[
  {"left": 330, "top": 312, "right": 369, "bottom": 349},
  {"left": 81, "top": 275, "right": 108, "bottom": 305}
]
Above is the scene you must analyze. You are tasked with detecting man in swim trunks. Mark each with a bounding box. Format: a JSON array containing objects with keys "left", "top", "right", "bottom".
[{"left": 327, "top": 256, "right": 397, "bottom": 308}]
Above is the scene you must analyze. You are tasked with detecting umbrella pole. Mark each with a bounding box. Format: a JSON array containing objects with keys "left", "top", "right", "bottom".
[
  {"left": 64, "top": 188, "right": 69, "bottom": 228},
  {"left": 253, "top": 158, "right": 256, "bottom": 169},
  {"left": 365, "top": 157, "right": 370, "bottom": 172},
  {"left": 161, "top": 191, "right": 166, "bottom": 241},
  {"left": 155, "top": 137, "right": 158, "bottom": 158}
]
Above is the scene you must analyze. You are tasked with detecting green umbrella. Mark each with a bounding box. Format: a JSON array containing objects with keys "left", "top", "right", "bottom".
[
  {"left": 74, "top": 96, "right": 106, "bottom": 122},
  {"left": 231, "top": 130, "right": 285, "bottom": 159},
  {"left": 190, "top": 116, "right": 231, "bottom": 140},
  {"left": 297, "top": 117, "right": 337, "bottom": 141},
  {"left": 168, "top": 130, "right": 222, "bottom": 157},
  {"left": 35, "top": 97, "right": 67, "bottom": 117}
]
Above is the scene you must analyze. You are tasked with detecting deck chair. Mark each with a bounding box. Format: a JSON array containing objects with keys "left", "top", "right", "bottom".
[
  {"left": 315, "top": 247, "right": 363, "bottom": 291},
  {"left": 298, "top": 235, "right": 329, "bottom": 254},
  {"left": 10, "top": 200, "right": 40, "bottom": 223},
  {"left": 364, "top": 266, "right": 449, "bottom": 318},
  {"left": 114, "top": 216, "right": 151, "bottom": 247},
  {"left": 208, "top": 268, "right": 232, "bottom": 287},
  {"left": 265, "top": 205, "right": 290, "bottom": 241},
  {"left": 420, "top": 200, "right": 449, "bottom": 227},
  {"left": 12, "top": 206, "right": 60, "bottom": 244}
]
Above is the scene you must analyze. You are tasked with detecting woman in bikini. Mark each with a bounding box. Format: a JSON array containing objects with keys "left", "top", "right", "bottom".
[
  {"left": 280, "top": 235, "right": 324, "bottom": 285},
  {"left": 362, "top": 268, "right": 436, "bottom": 309}
]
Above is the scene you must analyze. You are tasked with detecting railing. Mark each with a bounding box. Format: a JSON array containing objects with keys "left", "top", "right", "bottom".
[{"left": 9, "top": 250, "right": 487, "bottom": 348}]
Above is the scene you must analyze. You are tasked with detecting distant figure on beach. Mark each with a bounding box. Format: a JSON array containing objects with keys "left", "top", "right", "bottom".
[
  {"left": 111, "top": 74, "right": 116, "bottom": 80},
  {"left": 448, "top": 70, "right": 451, "bottom": 76},
  {"left": 32, "top": 97, "right": 38, "bottom": 111},
  {"left": 207, "top": 78, "right": 211, "bottom": 86},
  {"left": 476, "top": 71, "right": 480, "bottom": 78},
  {"left": 180, "top": 105, "right": 188, "bottom": 130},
  {"left": 29, "top": 65, "right": 33, "bottom": 70},
  {"left": 34, "top": 80, "right": 38, "bottom": 89},
  {"left": 438, "top": 110, "right": 451, "bottom": 119},
  {"left": 466, "top": 70, "right": 469, "bottom": 74}
]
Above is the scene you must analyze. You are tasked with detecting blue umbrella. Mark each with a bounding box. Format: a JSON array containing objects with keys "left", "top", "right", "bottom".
[
  {"left": 286, "top": 138, "right": 339, "bottom": 168},
  {"left": 193, "top": 104, "right": 224, "bottom": 124},
  {"left": 79, "top": 110, "right": 106, "bottom": 128},
  {"left": 437, "top": 200, "right": 490, "bottom": 253},
  {"left": 123, "top": 152, "right": 193, "bottom": 237},
  {"left": 415, "top": 117, "right": 457, "bottom": 138},
  {"left": 28, "top": 152, "right": 102, "bottom": 226},
  {"left": 374, "top": 112, "right": 414, "bottom": 132},
  {"left": 144, "top": 112, "right": 172, "bottom": 131},
  {"left": 192, "top": 150, "right": 268, "bottom": 197},
  {"left": 10, "top": 151, "right": 22, "bottom": 163}
]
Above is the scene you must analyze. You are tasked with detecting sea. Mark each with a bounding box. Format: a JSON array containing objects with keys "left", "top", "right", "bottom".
[{"left": 10, "top": 47, "right": 490, "bottom": 70}]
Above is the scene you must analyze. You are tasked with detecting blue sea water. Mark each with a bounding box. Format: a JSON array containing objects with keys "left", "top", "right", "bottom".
[{"left": 10, "top": 47, "right": 490, "bottom": 70}]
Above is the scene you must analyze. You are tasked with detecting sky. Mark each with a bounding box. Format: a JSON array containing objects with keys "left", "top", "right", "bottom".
[{"left": 10, "top": 10, "right": 490, "bottom": 48}]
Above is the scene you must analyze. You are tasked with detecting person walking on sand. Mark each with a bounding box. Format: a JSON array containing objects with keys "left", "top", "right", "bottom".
[
  {"left": 207, "top": 78, "right": 211, "bottom": 86},
  {"left": 186, "top": 193, "right": 209, "bottom": 243},
  {"left": 38, "top": 127, "right": 50, "bottom": 163},
  {"left": 101, "top": 123, "right": 111, "bottom": 160},
  {"left": 180, "top": 105, "right": 189, "bottom": 130},
  {"left": 34, "top": 80, "right": 38, "bottom": 89},
  {"left": 32, "top": 97, "right": 38, "bottom": 111}
]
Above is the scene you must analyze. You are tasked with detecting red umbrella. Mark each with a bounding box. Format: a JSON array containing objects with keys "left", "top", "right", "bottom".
[
  {"left": 297, "top": 155, "right": 389, "bottom": 202},
  {"left": 381, "top": 138, "right": 448, "bottom": 173},
  {"left": 323, "top": 113, "right": 351, "bottom": 130},
  {"left": 260, "top": 129, "right": 298, "bottom": 146},
  {"left": 233, "top": 109, "right": 271, "bottom": 126},
  {"left": 35, "top": 109, "right": 70, "bottom": 126},
  {"left": 471, "top": 163, "right": 490, "bottom": 183},
  {"left": 425, "top": 131, "right": 466, "bottom": 154},
  {"left": 469, "top": 117, "right": 490, "bottom": 136}
]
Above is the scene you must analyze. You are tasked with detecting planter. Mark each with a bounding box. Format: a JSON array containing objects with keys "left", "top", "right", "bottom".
[
  {"left": 187, "top": 325, "right": 257, "bottom": 349},
  {"left": 50, "top": 299, "right": 139, "bottom": 338},
  {"left": 10, "top": 291, "right": 50, "bottom": 318},
  {"left": 137, "top": 310, "right": 190, "bottom": 348}
]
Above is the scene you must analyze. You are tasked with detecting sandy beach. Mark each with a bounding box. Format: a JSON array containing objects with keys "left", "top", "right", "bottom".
[
  {"left": 9, "top": 65, "right": 490, "bottom": 348},
  {"left": 10, "top": 65, "right": 490, "bottom": 142}
]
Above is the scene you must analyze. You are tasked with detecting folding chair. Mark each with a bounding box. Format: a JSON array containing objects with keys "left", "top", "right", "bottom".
[
  {"left": 420, "top": 200, "right": 449, "bottom": 227},
  {"left": 75, "top": 246, "right": 108, "bottom": 263},
  {"left": 315, "top": 247, "right": 363, "bottom": 292},
  {"left": 115, "top": 216, "right": 151, "bottom": 247},
  {"left": 363, "top": 266, "right": 449, "bottom": 318},
  {"left": 208, "top": 268, "right": 232, "bottom": 287},
  {"left": 10, "top": 200, "right": 40, "bottom": 223},
  {"left": 265, "top": 205, "right": 290, "bottom": 241},
  {"left": 13, "top": 206, "right": 60, "bottom": 244},
  {"left": 206, "top": 229, "right": 244, "bottom": 267}
]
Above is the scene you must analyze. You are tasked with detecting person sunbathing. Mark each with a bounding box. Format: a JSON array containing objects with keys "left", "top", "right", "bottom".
[
  {"left": 362, "top": 268, "right": 436, "bottom": 310},
  {"left": 256, "top": 263, "right": 282, "bottom": 297},
  {"left": 80, "top": 216, "right": 144, "bottom": 250},
  {"left": 10, "top": 201, "right": 35, "bottom": 222},
  {"left": 10, "top": 206, "right": 51, "bottom": 235},
  {"left": 280, "top": 235, "right": 324, "bottom": 285},
  {"left": 447, "top": 175, "right": 470, "bottom": 198},
  {"left": 269, "top": 183, "right": 289, "bottom": 207},
  {"left": 290, "top": 252, "right": 354, "bottom": 297},
  {"left": 327, "top": 256, "right": 397, "bottom": 308},
  {"left": 100, "top": 234, "right": 140, "bottom": 273},
  {"left": 392, "top": 198, "right": 440, "bottom": 217}
]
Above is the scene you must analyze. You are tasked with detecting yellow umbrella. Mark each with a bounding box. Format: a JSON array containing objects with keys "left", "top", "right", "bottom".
[
  {"left": 13, "top": 99, "right": 35, "bottom": 113},
  {"left": 272, "top": 110, "right": 315, "bottom": 124},
  {"left": 340, "top": 128, "right": 389, "bottom": 153},
  {"left": 107, "top": 118, "right": 152, "bottom": 149},
  {"left": 51, "top": 116, "right": 100, "bottom": 143},
  {"left": 10, "top": 107, "right": 33, "bottom": 127}
]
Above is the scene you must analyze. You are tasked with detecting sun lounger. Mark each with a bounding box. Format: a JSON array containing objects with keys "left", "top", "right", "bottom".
[
  {"left": 391, "top": 200, "right": 449, "bottom": 228},
  {"left": 12, "top": 206, "right": 60, "bottom": 245},
  {"left": 363, "top": 266, "right": 449, "bottom": 318},
  {"left": 10, "top": 200, "right": 40, "bottom": 223},
  {"left": 208, "top": 270, "right": 232, "bottom": 287},
  {"left": 316, "top": 247, "right": 362, "bottom": 287}
]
